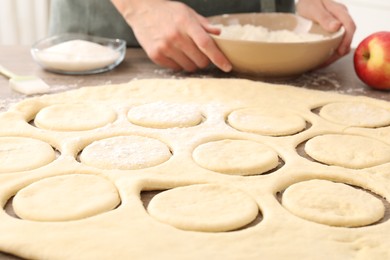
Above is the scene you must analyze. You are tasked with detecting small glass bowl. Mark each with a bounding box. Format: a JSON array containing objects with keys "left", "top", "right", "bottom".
[{"left": 31, "top": 33, "right": 126, "bottom": 75}]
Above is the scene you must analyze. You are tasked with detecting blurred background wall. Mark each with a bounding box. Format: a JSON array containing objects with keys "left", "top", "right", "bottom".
[
  {"left": 0, "top": 0, "right": 388, "bottom": 47},
  {"left": 346, "top": 0, "right": 390, "bottom": 47},
  {"left": 0, "top": 0, "right": 50, "bottom": 45}
]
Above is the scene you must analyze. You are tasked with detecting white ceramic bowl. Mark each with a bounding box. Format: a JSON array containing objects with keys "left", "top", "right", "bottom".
[
  {"left": 31, "top": 33, "right": 126, "bottom": 75},
  {"left": 208, "top": 13, "right": 345, "bottom": 77}
]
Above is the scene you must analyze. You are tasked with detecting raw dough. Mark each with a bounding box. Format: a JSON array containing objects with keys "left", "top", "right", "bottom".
[
  {"left": 319, "top": 102, "right": 390, "bottom": 127},
  {"left": 0, "top": 78, "right": 390, "bottom": 259},
  {"left": 147, "top": 184, "right": 259, "bottom": 232},
  {"left": 79, "top": 135, "right": 172, "bottom": 170},
  {"left": 228, "top": 107, "right": 306, "bottom": 136},
  {"left": 193, "top": 139, "right": 279, "bottom": 175},
  {"left": 282, "top": 179, "right": 385, "bottom": 227},
  {"left": 34, "top": 103, "right": 117, "bottom": 131},
  {"left": 0, "top": 137, "right": 55, "bottom": 173},
  {"left": 304, "top": 134, "right": 390, "bottom": 169},
  {"left": 13, "top": 174, "right": 120, "bottom": 221},
  {"left": 127, "top": 102, "right": 202, "bottom": 128}
]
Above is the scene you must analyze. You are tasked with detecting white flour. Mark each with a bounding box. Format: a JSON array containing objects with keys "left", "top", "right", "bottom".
[
  {"left": 216, "top": 24, "right": 326, "bottom": 42},
  {"left": 35, "top": 40, "right": 120, "bottom": 72}
]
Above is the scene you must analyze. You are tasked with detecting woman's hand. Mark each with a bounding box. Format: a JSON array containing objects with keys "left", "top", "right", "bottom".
[
  {"left": 111, "top": 0, "right": 232, "bottom": 72},
  {"left": 297, "top": 0, "right": 356, "bottom": 65}
]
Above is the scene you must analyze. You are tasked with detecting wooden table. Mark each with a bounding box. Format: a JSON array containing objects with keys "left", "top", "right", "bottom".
[
  {"left": 0, "top": 45, "right": 389, "bottom": 259},
  {"left": 1, "top": 45, "right": 390, "bottom": 106}
]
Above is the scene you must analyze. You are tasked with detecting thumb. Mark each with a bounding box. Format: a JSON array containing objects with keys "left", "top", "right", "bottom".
[
  {"left": 319, "top": 15, "right": 342, "bottom": 32},
  {"left": 297, "top": 1, "right": 341, "bottom": 32}
]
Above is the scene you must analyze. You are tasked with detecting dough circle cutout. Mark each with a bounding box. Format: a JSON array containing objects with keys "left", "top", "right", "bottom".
[
  {"left": 282, "top": 179, "right": 385, "bottom": 227},
  {"left": 193, "top": 139, "right": 279, "bottom": 175},
  {"left": 0, "top": 137, "right": 55, "bottom": 173},
  {"left": 319, "top": 102, "right": 390, "bottom": 128},
  {"left": 127, "top": 102, "right": 202, "bottom": 128},
  {"left": 228, "top": 108, "right": 306, "bottom": 136},
  {"left": 34, "top": 103, "right": 117, "bottom": 131},
  {"left": 304, "top": 134, "right": 390, "bottom": 169},
  {"left": 79, "top": 135, "right": 172, "bottom": 170},
  {"left": 12, "top": 174, "right": 120, "bottom": 221},
  {"left": 147, "top": 184, "right": 259, "bottom": 232}
]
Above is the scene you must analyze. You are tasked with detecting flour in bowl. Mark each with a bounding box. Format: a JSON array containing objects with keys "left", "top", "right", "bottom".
[
  {"left": 34, "top": 40, "right": 121, "bottom": 72},
  {"left": 215, "top": 24, "right": 326, "bottom": 42}
]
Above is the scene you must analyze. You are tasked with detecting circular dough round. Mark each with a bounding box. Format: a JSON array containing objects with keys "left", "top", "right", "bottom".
[
  {"left": 13, "top": 174, "right": 120, "bottom": 221},
  {"left": 304, "top": 134, "right": 390, "bottom": 169},
  {"left": 193, "top": 139, "right": 279, "bottom": 175},
  {"left": 79, "top": 136, "right": 171, "bottom": 170},
  {"left": 0, "top": 137, "right": 55, "bottom": 173},
  {"left": 127, "top": 102, "right": 202, "bottom": 128},
  {"left": 320, "top": 102, "right": 390, "bottom": 128},
  {"left": 34, "top": 104, "right": 117, "bottom": 131},
  {"left": 228, "top": 108, "right": 306, "bottom": 136},
  {"left": 282, "top": 179, "right": 385, "bottom": 227},
  {"left": 147, "top": 184, "right": 259, "bottom": 232}
]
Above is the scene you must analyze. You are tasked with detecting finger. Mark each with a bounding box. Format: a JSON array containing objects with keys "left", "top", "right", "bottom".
[
  {"left": 174, "top": 34, "right": 211, "bottom": 69},
  {"left": 205, "top": 24, "right": 221, "bottom": 36},
  {"left": 297, "top": 0, "right": 340, "bottom": 32},
  {"left": 319, "top": 51, "right": 344, "bottom": 68},
  {"left": 190, "top": 16, "right": 232, "bottom": 72},
  {"left": 197, "top": 14, "right": 221, "bottom": 35},
  {"left": 145, "top": 43, "right": 184, "bottom": 71},
  {"left": 323, "top": 0, "right": 356, "bottom": 55},
  {"left": 147, "top": 38, "right": 198, "bottom": 72},
  {"left": 152, "top": 54, "right": 182, "bottom": 71},
  {"left": 167, "top": 50, "right": 198, "bottom": 72},
  {"left": 166, "top": 31, "right": 208, "bottom": 71}
]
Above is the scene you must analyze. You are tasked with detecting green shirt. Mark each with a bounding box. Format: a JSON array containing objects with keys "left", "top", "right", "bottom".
[{"left": 49, "top": 0, "right": 295, "bottom": 47}]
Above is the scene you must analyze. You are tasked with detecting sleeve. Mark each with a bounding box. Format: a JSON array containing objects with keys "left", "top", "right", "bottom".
[
  {"left": 48, "top": 0, "right": 295, "bottom": 48},
  {"left": 259, "top": 0, "right": 295, "bottom": 12},
  {"left": 48, "top": 0, "right": 139, "bottom": 47}
]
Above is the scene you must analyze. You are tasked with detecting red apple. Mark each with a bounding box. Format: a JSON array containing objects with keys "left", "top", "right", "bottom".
[{"left": 353, "top": 31, "right": 390, "bottom": 90}]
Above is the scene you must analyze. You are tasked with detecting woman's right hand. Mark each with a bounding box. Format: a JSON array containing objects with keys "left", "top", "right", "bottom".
[{"left": 111, "top": 0, "right": 232, "bottom": 72}]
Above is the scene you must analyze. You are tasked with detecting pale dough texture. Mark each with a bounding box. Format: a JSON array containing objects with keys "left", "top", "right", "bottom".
[
  {"left": 305, "top": 134, "right": 390, "bottom": 169},
  {"left": 127, "top": 102, "right": 202, "bottom": 128},
  {"left": 320, "top": 102, "right": 390, "bottom": 127},
  {"left": 0, "top": 137, "right": 55, "bottom": 173},
  {"left": 80, "top": 135, "right": 172, "bottom": 170},
  {"left": 193, "top": 139, "right": 279, "bottom": 175},
  {"left": 0, "top": 78, "right": 390, "bottom": 259},
  {"left": 282, "top": 179, "right": 385, "bottom": 227},
  {"left": 13, "top": 174, "right": 120, "bottom": 221},
  {"left": 147, "top": 184, "right": 259, "bottom": 232},
  {"left": 34, "top": 103, "right": 117, "bottom": 131},
  {"left": 228, "top": 107, "right": 306, "bottom": 136}
]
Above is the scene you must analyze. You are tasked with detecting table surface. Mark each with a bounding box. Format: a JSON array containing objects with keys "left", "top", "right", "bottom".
[
  {"left": 0, "top": 45, "right": 389, "bottom": 259},
  {"left": 1, "top": 45, "right": 390, "bottom": 109}
]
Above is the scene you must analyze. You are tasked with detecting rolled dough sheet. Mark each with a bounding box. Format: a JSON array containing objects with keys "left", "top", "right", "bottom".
[{"left": 0, "top": 78, "right": 389, "bottom": 259}]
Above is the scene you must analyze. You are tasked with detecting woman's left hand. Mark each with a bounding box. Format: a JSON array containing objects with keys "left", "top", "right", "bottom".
[{"left": 297, "top": 0, "right": 356, "bottom": 65}]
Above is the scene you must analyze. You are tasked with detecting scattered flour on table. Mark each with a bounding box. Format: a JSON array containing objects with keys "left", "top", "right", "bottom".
[
  {"left": 298, "top": 72, "right": 341, "bottom": 89},
  {"left": 215, "top": 24, "right": 326, "bottom": 42},
  {"left": 0, "top": 98, "right": 21, "bottom": 112}
]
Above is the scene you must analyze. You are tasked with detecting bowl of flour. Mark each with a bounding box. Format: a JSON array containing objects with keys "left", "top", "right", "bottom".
[
  {"left": 31, "top": 33, "right": 126, "bottom": 75},
  {"left": 208, "top": 13, "right": 344, "bottom": 77}
]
